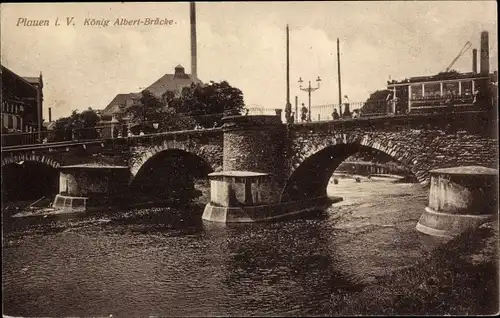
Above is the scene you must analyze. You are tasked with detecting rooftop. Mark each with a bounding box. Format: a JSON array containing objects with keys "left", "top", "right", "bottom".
[
  {"left": 145, "top": 65, "right": 202, "bottom": 98},
  {"left": 100, "top": 92, "right": 142, "bottom": 117},
  {"left": 100, "top": 65, "right": 202, "bottom": 116},
  {"left": 388, "top": 71, "right": 498, "bottom": 85},
  {"left": 22, "top": 76, "right": 42, "bottom": 85}
]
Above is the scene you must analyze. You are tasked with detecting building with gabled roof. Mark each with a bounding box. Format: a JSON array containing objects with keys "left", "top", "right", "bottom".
[
  {"left": 146, "top": 64, "right": 202, "bottom": 99},
  {"left": 101, "top": 65, "right": 202, "bottom": 118},
  {"left": 1, "top": 64, "right": 44, "bottom": 138},
  {"left": 101, "top": 3, "right": 201, "bottom": 120},
  {"left": 100, "top": 92, "right": 142, "bottom": 118}
]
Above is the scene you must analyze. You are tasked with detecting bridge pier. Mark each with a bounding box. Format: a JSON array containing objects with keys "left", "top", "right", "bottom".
[
  {"left": 416, "top": 166, "right": 498, "bottom": 238},
  {"left": 202, "top": 115, "right": 336, "bottom": 223},
  {"left": 52, "top": 164, "right": 130, "bottom": 212}
]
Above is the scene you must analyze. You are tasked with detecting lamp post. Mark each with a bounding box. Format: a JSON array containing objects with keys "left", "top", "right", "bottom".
[{"left": 298, "top": 76, "right": 322, "bottom": 121}]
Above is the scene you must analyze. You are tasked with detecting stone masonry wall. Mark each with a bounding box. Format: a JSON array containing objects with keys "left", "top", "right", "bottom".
[
  {"left": 1, "top": 130, "right": 224, "bottom": 178},
  {"left": 288, "top": 112, "right": 498, "bottom": 184},
  {"left": 128, "top": 132, "right": 223, "bottom": 177}
]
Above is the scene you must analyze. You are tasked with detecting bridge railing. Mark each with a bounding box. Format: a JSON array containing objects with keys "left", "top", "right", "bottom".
[
  {"left": 293, "top": 100, "right": 393, "bottom": 123},
  {"left": 2, "top": 101, "right": 495, "bottom": 149},
  {"left": 302, "top": 96, "right": 495, "bottom": 123},
  {"left": 1, "top": 131, "right": 42, "bottom": 147},
  {"left": 244, "top": 107, "right": 281, "bottom": 116},
  {"left": 1, "top": 112, "right": 230, "bottom": 148}
]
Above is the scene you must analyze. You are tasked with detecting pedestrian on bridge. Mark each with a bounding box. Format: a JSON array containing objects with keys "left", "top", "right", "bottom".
[
  {"left": 332, "top": 108, "right": 340, "bottom": 120},
  {"left": 445, "top": 90, "right": 455, "bottom": 113},
  {"left": 342, "top": 95, "right": 351, "bottom": 118},
  {"left": 300, "top": 103, "right": 308, "bottom": 122},
  {"left": 473, "top": 86, "right": 480, "bottom": 106}
]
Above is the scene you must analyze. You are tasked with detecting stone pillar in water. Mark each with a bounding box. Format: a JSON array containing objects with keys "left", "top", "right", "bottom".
[
  {"left": 203, "top": 114, "right": 291, "bottom": 223},
  {"left": 222, "top": 114, "right": 287, "bottom": 199},
  {"left": 203, "top": 114, "right": 340, "bottom": 223},
  {"left": 53, "top": 164, "right": 130, "bottom": 212},
  {"left": 416, "top": 166, "right": 498, "bottom": 238}
]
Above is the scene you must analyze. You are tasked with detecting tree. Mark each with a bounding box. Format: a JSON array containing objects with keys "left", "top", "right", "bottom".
[
  {"left": 81, "top": 108, "right": 100, "bottom": 128},
  {"left": 361, "top": 89, "right": 391, "bottom": 115},
  {"left": 120, "top": 90, "right": 197, "bottom": 133},
  {"left": 51, "top": 108, "right": 100, "bottom": 141},
  {"left": 162, "top": 80, "right": 245, "bottom": 117},
  {"left": 117, "top": 80, "right": 245, "bottom": 132}
]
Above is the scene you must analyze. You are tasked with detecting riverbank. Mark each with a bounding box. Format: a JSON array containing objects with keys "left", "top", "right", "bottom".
[{"left": 330, "top": 220, "right": 499, "bottom": 315}]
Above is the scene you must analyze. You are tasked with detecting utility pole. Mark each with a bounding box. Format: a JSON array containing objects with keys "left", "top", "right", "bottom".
[
  {"left": 190, "top": 2, "right": 197, "bottom": 79},
  {"left": 285, "top": 24, "right": 292, "bottom": 123},
  {"left": 337, "top": 38, "right": 342, "bottom": 115},
  {"left": 295, "top": 95, "right": 298, "bottom": 122}
]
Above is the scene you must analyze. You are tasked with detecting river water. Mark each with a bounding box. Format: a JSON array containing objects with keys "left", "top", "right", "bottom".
[{"left": 2, "top": 177, "right": 432, "bottom": 317}]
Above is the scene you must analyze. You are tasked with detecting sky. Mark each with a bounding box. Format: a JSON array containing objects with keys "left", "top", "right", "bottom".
[{"left": 1, "top": 1, "right": 498, "bottom": 120}]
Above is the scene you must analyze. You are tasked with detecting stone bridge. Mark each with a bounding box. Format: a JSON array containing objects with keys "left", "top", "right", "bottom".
[
  {"left": 282, "top": 111, "right": 497, "bottom": 201},
  {"left": 1, "top": 111, "right": 497, "bottom": 204},
  {"left": 1, "top": 129, "right": 224, "bottom": 185}
]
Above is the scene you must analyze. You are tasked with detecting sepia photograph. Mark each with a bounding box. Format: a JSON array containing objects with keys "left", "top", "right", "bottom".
[{"left": 1, "top": 1, "right": 498, "bottom": 316}]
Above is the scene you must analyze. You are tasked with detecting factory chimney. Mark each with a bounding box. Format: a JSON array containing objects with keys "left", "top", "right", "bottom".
[
  {"left": 472, "top": 49, "right": 477, "bottom": 73},
  {"left": 190, "top": 2, "right": 198, "bottom": 79},
  {"left": 48, "top": 107, "right": 52, "bottom": 122},
  {"left": 480, "top": 30, "right": 489, "bottom": 75}
]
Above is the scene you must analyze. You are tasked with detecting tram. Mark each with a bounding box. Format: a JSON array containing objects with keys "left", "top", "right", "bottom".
[
  {"left": 387, "top": 71, "right": 497, "bottom": 114},
  {"left": 386, "top": 31, "right": 498, "bottom": 114}
]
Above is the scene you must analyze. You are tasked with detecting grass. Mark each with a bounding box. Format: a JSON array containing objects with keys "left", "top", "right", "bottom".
[{"left": 329, "top": 222, "right": 499, "bottom": 316}]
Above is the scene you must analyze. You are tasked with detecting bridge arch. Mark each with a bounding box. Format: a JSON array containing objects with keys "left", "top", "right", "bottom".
[
  {"left": 129, "top": 141, "right": 215, "bottom": 202},
  {"left": 282, "top": 135, "right": 424, "bottom": 202},
  {"left": 130, "top": 140, "right": 217, "bottom": 178},
  {"left": 1, "top": 154, "right": 61, "bottom": 202}
]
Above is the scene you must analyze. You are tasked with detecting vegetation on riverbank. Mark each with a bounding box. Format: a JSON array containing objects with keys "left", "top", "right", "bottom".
[{"left": 330, "top": 221, "right": 499, "bottom": 315}]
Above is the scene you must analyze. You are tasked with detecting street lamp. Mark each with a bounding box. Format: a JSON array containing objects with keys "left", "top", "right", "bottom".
[{"left": 298, "top": 76, "right": 322, "bottom": 121}]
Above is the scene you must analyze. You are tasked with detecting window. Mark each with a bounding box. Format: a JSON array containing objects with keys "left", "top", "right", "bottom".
[
  {"left": 424, "top": 83, "right": 441, "bottom": 98},
  {"left": 410, "top": 84, "right": 423, "bottom": 99},
  {"left": 443, "top": 81, "right": 459, "bottom": 95},
  {"left": 7, "top": 114, "right": 13, "bottom": 129},
  {"left": 461, "top": 81, "right": 473, "bottom": 96}
]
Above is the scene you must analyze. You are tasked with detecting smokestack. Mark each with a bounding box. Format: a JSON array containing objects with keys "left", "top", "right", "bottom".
[
  {"left": 190, "top": 2, "right": 197, "bottom": 79},
  {"left": 472, "top": 49, "right": 478, "bottom": 73},
  {"left": 48, "top": 107, "right": 52, "bottom": 122},
  {"left": 337, "top": 38, "right": 342, "bottom": 114},
  {"left": 480, "top": 31, "right": 489, "bottom": 75}
]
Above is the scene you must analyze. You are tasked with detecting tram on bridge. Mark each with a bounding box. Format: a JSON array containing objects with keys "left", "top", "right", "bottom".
[
  {"left": 387, "top": 71, "right": 498, "bottom": 114},
  {"left": 387, "top": 30, "right": 498, "bottom": 114}
]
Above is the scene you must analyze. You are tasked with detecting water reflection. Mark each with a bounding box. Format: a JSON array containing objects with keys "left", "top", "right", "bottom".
[
  {"left": 215, "top": 221, "right": 363, "bottom": 316},
  {"left": 3, "top": 178, "right": 436, "bottom": 317}
]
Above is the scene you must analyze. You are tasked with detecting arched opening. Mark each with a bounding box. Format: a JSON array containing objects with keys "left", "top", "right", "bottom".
[
  {"left": 130, "top": 149, "right": 213, "bottom": 204},
  {"left": 281, "top": 144, "right": 418, "bottom": 202},
  {"left": 1, "top": 161, "right": 59, "bottom": 206}
]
